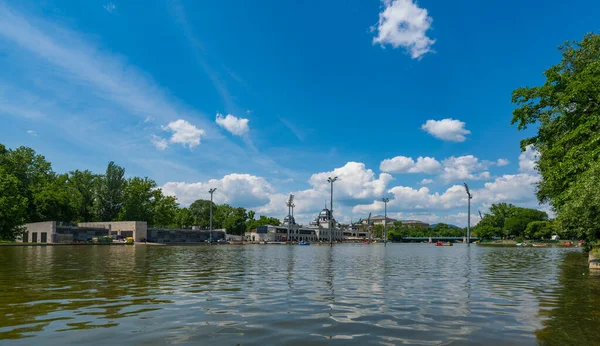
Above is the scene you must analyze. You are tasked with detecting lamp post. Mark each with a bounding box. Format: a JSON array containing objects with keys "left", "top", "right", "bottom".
[
  {"left": 382, "top": 198, "right": 389, "bottom": 247},
  {"left": 327, "top": 176, "right": 338, "bottom": 247},
  {"left": 209, "top": 188, "right": 217, "bottom": 245},
  {"left": 463, "top": 183, "right": 472, "bottom": 246},
  {"left": 286, "top": 194, "right": 294, "bottom": 243}
]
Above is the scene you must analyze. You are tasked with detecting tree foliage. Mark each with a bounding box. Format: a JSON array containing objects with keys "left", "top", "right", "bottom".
[
  {"left": 511, "top": 33, "right": 600, "bottom": 244},
  {"left": 0, "top": 167, "right": 28, "bottom": 240},
  {"left": 96, "top": 162, "right": 126, "bottom": 222}
]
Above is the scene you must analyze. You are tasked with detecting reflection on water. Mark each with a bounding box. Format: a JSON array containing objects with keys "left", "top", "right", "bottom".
[{"left": 0, "top": 244, "right": 598, "bottom": 345}]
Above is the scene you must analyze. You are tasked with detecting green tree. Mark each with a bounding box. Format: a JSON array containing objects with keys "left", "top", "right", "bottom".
[
  {"left": 119, "top": 177, "right": 156, "bottom": 222},
  {"left": 1, "top": 145, "right": 53, "bottom": 222},
  {"left": 560, "top": 161, "right": 600, "bottom": 246},
  {"left": 189, "top": 199, "right": 214, "bottom": 229},
  {"left": 175, "top": 207, "right": 194, "bottom": 229},
  {"left": 151, "top": 191, "right": 179, "bottom": 227},
  {"left": 33, "top": 173, "right": 75, "bottom": 222},
  {"left": 504, "top": 208, "right": 548, "bottom": 238},
  {"left": 0, "top": 168, "right": 28, "bottom": 240},
  {"left": 475, "top": 225, "right": 501, "bottom": 240},
  {"left": 96, "top": 162, "right": 126, "bottom": 221},
  {"left": 220, "top": 206, "right": 248, "bottom": 235},
  {"left": 524, "top": 221, "right": 554, "bottom": 240},
  {"left": 511, "top": 33, "right": 600, "bottom": 244},
  {"left": 67, "top": 169, "right": 98, "bottom": 222}
]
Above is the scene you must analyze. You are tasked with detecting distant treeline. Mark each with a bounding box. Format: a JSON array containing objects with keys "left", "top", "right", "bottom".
[{"left": 0, "top": 144, "right": 279, "bottom": 240}]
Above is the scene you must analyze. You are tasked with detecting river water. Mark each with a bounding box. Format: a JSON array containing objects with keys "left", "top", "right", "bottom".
[{"left": 0, "top": 244, "right": 598, "bottom": 345}]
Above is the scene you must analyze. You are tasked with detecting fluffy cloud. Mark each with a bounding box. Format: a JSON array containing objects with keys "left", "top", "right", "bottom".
[
  {"left": 163, "top": 119, "right": 205, "bottom": 148},
  {"left": 475, "top": 173, "right": 540, "bottom": 206},
  {"left": 372, "top": 0, "right": 435, "bottom": 59},
  {"left": 216, "top": 113, "right": 249, "bottom": 136},
  {"left": 151, "top": 134, "right": 168, "bottom": 151},
  {"left": 519, "top": 145, "right": 539, "bottom": 174},
  {"left": 353, "top": 184, "right": 466, "bottom": 214},
  {"left": 256, "top": 162, "right": 394, "bottom": 221},
  {"left": 420, "top": 178, "right": 434, "bottom": 185},
  {"left": 496, "top": 158, "right": 509, "bottom": 166},
  {"left": 440, "top": 155, "right": 491, "bottom": 182},
  {"left": 162, "top": 174, "right": 274, "bottom": 207},
  {"left": 421, "top": 118, "right": 470, "bottom": 142},
  {"left": 26, "top": 130, "right": 37, "bottom": 136},
  {"left": 309, "top": 162, "right": 393, "bottom": 203},
  {"left": 380, "top": 156, "right": 441, "bottom": 174}
]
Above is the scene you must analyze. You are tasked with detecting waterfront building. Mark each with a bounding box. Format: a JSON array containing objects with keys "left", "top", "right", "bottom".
[
  {"left": 17, "top": 221, "right": 145, "bottom": 243},
  {"left": 307, "top": 208, "right": 344, "bottom": 242},
  {"left": 368, "top": 215, "right": 397, "bottom": 226}
]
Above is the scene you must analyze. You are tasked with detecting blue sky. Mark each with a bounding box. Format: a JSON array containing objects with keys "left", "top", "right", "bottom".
[{"left": 1, "top": 0, "right": 598, "bottom": 226}]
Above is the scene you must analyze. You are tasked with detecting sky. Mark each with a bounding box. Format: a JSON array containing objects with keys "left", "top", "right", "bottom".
[{"left": 1, "top": 0, "right": 598, "bottom": 226}]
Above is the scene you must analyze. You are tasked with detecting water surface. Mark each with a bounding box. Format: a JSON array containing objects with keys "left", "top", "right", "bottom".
[{"left": 0, "top": 244, "right": 598, "bottom": 345}]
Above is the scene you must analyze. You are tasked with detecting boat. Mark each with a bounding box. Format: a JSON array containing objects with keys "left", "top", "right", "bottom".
[
  {"left": 516, "top": 243, "right": 531, "bottom": 247},
  {"left": 562, "top": 242, "right": 574, "bottom": 247},
  {"left": 533, "top": 243, "right": 548, "bottom": 247},
  {"left": 298, "top": 241, "right": 310, "bottom": 246},
  {"left": 435, "top": 241, "right": 453, "bottom": 246}
]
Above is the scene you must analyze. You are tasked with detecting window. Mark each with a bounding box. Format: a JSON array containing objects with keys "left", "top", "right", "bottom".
[
  {"left": 32, "top": 232, "right": 38, "bottom": 243},
  {"left": 41, "top": 232, "right": 47, "bottom": 243}
]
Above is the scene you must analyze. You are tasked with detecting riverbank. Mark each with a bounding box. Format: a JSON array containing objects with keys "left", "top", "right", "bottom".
[{"left": 590, "top": 250, "right": 600, "bottom": 269}]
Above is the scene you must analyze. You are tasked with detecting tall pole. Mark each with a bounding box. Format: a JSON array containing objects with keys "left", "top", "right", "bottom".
[
  {"left": 464, "top": 183, "right": 472, "bottom": 246},
  {"left": 382, "top": 198, "right": 389, "bottom": 247},
  {"left": 286, "top": 194, "right": 294, "bottom": 243},
  {"left": 209, "top": 188, "right": 216, "bottom": 244},
  {"left": 327, "top": 176, "right": 338, "bottom": 247}
]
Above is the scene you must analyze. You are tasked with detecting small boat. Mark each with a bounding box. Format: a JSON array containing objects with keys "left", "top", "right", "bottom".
[
  {"left": 516, "top": 243, "right": 531, "bottom": 247},
  {"left": 435, "top": 241, "right": 453, "bottom": 246},
  {"left": 364, "top": 241, "right": 370, "bottom": 245},
  {"left": 298, "top": 241, "right": 310, "bottom": 246},
  {"left": 562, "top": 242, "right": 574, "bottom": 247},
  {"left": 533, "top": 243, "right": 548, "bottom": 247}
]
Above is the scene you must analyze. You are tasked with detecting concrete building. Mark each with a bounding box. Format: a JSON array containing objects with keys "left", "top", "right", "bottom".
[
  {"left": 368, "top": 215, "right": 397, "bottom": 226},
  {"left": 78, "top": 221, "right": 147, "bottom": 242},
  {"left": 146, "top": 228, "right": 225, "bottom": 243},
  {"left": 19, "top": 221, "right": 110, "bottom": 244},
  {"left": 245, "top": 225, "right": 317, "bottom": 242}
]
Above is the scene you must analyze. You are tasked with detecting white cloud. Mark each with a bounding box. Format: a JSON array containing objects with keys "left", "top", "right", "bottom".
[
  {"left": 421, "top": 118, "right": 470, "bottom": 142},
  {"left": 441, "top": 155, "right": 491, "bottom": 182},
  {"left": 163, "top": 119, "right": 205, "bottom": 148},
  {"left": 151, "top": 134, "right": 168, "bottom": 151},
  {"left": 353, "top": 184, "right": 466, "bottom": 214},
  {"left": 162, "top": 174, "right": 274, "bottom": 208},
  {"left": 103, "top": 3, "right": 116, "bottom": 13},
  {"left": 372, "top": 0, "right": 435, "bottom": 59},
  {"left": 420, "top": 178, "right": 433, "bottom": 185},
  {"left": 215, "top": 113, "right": 249, "bottom": 136},
  {"left": 309, "top": 162, "right": 393, "bottom": 202},
  {"left": 496, "top": 158, "right": 509, "bottom": 166},
  {"left": 26, "top": 130, "right": 37, "bottom": 136},
  {"left": 380, "top": 156, "right": 441, "bottom": 174},
  {"left": 475, "top": 173, "right": 540, "bottom": 206},
  {"left": 519, "top": 145, "right": 539, "bottom": 174}
]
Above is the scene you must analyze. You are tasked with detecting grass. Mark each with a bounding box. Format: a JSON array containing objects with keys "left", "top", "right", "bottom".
[{"left": 592, "top": 247, "right": 600, "bottom": 258}]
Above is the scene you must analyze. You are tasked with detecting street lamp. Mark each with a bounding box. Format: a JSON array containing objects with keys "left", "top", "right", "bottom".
[
  {"left": 209, "top": 188, "right": 216, "bottom": 244},
  {"left": 327, "top": 176, "right": 338, "bottom": 247},
  {"left": 382, "top": 198, "right": 389, "bottom": 247},
  {"left": 286, "top": 194, "right": 294, "bottom": 243},
  {"left": 463, "top": 183, "right": 472, "bottom": 246}
]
